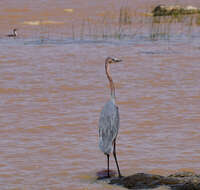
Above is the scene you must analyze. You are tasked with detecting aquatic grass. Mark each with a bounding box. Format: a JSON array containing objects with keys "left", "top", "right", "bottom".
[
  {"left": 22, "top": 5, "right": 200, "bottom": 42},
  {"left": 195, "top": 15, "right": 200, "bottom": 25},
  {"left": 152, "top": 5, "right": 200, "bottom": 17},
  {"left": 119, "top": 6, "right": 132, "bottom": 25},
  {"left": 80, "top": 19, "right": 85, "bottom": 40},
  {"left": 71, "top": 23, "right": 75, "bottom": 40}
]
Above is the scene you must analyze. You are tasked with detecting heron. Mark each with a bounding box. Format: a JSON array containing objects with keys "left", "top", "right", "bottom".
[
  {"left": 98, "top": 57, "right": 122, "bottom": 178},
  {"left": 7, "top": 29, "right": 18, "bottom": 38}
]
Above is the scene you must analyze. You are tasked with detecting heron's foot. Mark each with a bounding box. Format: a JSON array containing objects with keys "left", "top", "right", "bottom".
[
  {"left": 118, "top": 174, "right": 124, "bottom": 178},
  {"left": 105, "top": 175, "right": 111, "bottom": 179},
  {"left": 97, "top": 169, "right": 116, "bottom": 180}
]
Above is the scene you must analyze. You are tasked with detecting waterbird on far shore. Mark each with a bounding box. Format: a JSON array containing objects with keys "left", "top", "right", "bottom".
[
  {"left": 98, "top": 57, "right": 122, "bottom": 178},
  {"left": 6, "top": 29, "right": 18, "bottom": 38}
]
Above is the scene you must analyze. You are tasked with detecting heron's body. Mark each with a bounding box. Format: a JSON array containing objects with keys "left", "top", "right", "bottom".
[
  {"left": 98, "top": 57, "right": 122, "bottom": 178},
  {"left": 99, "top": 99, "right": 119, "bottom": 154}
]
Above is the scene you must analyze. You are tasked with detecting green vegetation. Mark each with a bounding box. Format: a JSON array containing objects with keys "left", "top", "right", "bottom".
[
  {"left": 153, "top": 5, "right": 200, "bottom": 17},
  {"left": 31, "top": 5, "right": 200, "bottom": 42}
]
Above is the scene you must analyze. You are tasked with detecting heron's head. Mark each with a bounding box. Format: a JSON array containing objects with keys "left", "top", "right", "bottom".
[{"left": 106, "top": 57, "right": 122, "bottom": 64}]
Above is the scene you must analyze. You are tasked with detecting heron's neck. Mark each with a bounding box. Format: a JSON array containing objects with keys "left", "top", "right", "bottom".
[{"left": 105, "top": 62, "right": 115, "bottom": 101}]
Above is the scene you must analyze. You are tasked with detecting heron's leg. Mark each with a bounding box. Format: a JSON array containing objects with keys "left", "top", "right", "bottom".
[
  {"left": 106, "top": 154, "right": 110, "bottom": 177},
  {"left": 113, "top": 139, "right": 122, "bottom": 178}
]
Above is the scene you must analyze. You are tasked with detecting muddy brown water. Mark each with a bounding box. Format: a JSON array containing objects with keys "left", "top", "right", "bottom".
[{"left": 1, "top": 0, "right": 200, "bottom": 189}]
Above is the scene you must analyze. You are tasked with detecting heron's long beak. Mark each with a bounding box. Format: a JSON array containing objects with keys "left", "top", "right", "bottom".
[{"left": 112, "top": 58, "right": 122, "bottom": 63}]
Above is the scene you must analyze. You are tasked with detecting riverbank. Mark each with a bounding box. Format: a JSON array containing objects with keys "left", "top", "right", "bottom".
[{"left": 100, "top": 171, "right": 200, "bottom": 189}]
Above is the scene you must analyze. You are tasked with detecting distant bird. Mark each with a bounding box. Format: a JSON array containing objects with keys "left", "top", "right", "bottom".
[
  {"left": 99, "top": 57, "right": 122, "bottom": 178},
  {"left": 7, "top": 29, "right": 18, "bottom": 38}
]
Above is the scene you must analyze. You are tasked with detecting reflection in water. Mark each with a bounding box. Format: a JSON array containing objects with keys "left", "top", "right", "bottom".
[{"left": 1, "top": 0, "right": 200, "bottom": 190}]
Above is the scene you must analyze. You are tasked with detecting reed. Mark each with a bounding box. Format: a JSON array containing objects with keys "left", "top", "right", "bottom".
[
  {"left": 119, "top": 6, "right": 132, "bottom": 25},
  {"left": 26, "top": 6, "right": 200, "bottom": 42}
]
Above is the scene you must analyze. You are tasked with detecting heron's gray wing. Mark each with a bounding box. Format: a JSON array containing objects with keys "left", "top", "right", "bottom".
[{"left": 99, "top": 101, "right": 120, "bottom": 154}]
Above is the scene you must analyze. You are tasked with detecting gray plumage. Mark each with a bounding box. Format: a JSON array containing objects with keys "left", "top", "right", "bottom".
[
  {"left": 99, "top": 99, "right": 119, "bottom": 154},
  {"left": 98, "top": 57, "right": 122, "bottom": 178}
]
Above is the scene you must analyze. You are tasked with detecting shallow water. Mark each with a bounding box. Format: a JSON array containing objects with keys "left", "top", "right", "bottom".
[{"left": 1, "top": 1, "right": 200, "bottom": 190}]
